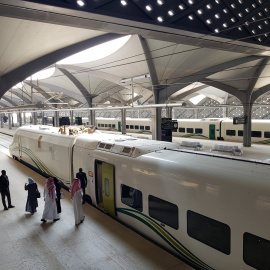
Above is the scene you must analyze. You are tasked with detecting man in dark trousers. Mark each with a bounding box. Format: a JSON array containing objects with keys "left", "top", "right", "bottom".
[
  {"left": 0, "top": 170, "right": 15, "bottom": 210},
  {"left": 76, "top": 168, "right": 87, "bottom": 204}
]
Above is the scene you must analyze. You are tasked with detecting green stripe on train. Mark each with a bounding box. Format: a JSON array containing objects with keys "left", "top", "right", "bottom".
[
  {"left": 182, "top": 134, "right": 209, "bottom": 139},
  {"left": 117, "top": 208, "right": 213, "bottom": 270},
  {"left": 10, "top": 147, "right": 70, "bottom": 185}
]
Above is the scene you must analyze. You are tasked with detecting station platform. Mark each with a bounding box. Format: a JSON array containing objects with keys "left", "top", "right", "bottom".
[{"left": 0, "top": 126, "right": 193, "bottom": 270}]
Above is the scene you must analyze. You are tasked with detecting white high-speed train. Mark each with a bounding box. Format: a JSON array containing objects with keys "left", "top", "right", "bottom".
[
  {"left": 95, "top": 117, "right": 270, "bottom": 144},
  {"left": 9, "top": 125, "right": 270, "bottom": 270}
]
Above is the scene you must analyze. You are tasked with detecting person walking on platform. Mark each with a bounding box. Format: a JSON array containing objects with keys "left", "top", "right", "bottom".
[
  {"left": 76, "top": 168, "right": 87, "bottom": 204},
  {"left": 0, "top": 170, "right": 15, "bottom": 210},
  {"left": 41, "top": 177, "right": 59, "bottom": 223},
  {"left": 24, "top": 177, "right": 38, "bottom": 214},
  {"left": 70, "top": 178, "right": 85, "bottom": 225},
  {"left": 54, "top": 177, "right": 62, "bottom": 214}
]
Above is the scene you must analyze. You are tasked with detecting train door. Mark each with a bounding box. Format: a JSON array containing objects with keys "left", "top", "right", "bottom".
[
  {"left": 118, "top": 121, "right": 121, "bottom": 132},
  {"left": 95, "top": 160, "right": 116, "bottom": 216},
  {"left": 209, "top": 124, "right": 216, "bottom": 140}
]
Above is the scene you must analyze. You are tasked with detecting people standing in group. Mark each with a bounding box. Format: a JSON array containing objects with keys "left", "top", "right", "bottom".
[
  {"left": 53, "top": 177, "right": 62, "bottom": 214},
  {"left": 70, "top": 178, "right": 85, "bottom": 225},
  {"left": 24, "top": 177, "right": 38, "bottom": 214},
  {"left": 41, "top": 177, "right": 59, "bottom": 223},
  {"left": 0, "top": 170, "right": 15, "bottom": 210},
  {"left": 76, "top": 168, "right": 87, "bottom": 204}
]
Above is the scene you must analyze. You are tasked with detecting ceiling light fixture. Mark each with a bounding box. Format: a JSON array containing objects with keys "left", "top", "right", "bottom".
[
  {"left": 157, "top": 16, "right": 163, "bottom": 22},
  {"left": 157, "top": 0, "right": 163, "bottom": 5},
  {"left": 168, "top": 10, "right": 174, "bottom": 16},
  {"left": 121, "top": 0, "right": 127, "bottom": 5},
  {"left": 146, "top": 5, "right": 152, "bottom": 11},
  {"left": 215, "top": 14, "right": 220, "bottom": 19},
  {"left": 206, "top": 4, "right": 212, "bottom": 9},
  {"left": 188, "top": 15, "right": 194, "bottom": 20},
  {"left": 179, "top": 4, "right": 185, "bottom": 10},
  {"left": 77, "top": 0, "right": 85, "bottom": 6},
  {"left": 206, "top": 19, "right": 212, "bottom": 24},
  {"left": 197, "top": 9, "right": 203, "bottom": 15}
]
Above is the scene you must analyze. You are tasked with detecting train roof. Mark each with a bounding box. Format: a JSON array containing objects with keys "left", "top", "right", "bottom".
[{"left": 15, "top": 125, "right": 180, "bottom": 158}]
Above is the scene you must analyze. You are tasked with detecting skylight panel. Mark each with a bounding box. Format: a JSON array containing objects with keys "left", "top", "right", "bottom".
[
  {"left": 190, "top": 94, "right": 206, "bottom": 105},
  {"left": 25, "top": 67, "right": 55, "bottom": 81},
  {"left": 57, "top": 35, "right": 131, "bottom": 65},
  {"left": 12, "top": 82, "right": 24, "bottom": 89}
]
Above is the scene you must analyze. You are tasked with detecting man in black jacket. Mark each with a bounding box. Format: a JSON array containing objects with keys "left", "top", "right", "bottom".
[
  {"left": 0, "top": 170, "right": 15, "bottom": 210},
  {"left": 76, "top": 168, "right": 87, "bottom": 204}
]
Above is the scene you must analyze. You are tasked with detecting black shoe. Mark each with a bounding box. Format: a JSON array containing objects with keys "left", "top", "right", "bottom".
[
  {"left": 8, "top": 205, "right": 15, "bottom": 208},
  {"left": 41, "top": 219, "right": 47, "bottom": 222},
  {"left": 53, "top": 218, "right": 60, "bottom": 222},
  {"left": 4, "top": 207, "right": 8, "bottom": 211}
]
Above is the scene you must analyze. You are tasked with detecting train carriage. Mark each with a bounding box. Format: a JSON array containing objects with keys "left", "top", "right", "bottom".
[{"left": 9, "top": 125, "right": 270, "bottom": 270}]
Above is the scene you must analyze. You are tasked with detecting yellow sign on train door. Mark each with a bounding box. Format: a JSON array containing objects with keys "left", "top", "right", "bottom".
[{"left": 102, "top": 163, "right": 116, "bottom": 216}]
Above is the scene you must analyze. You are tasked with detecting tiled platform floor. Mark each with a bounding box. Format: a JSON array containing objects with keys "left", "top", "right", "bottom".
[{"left": 0, "top": 149, "right": 193, "bottom": 270}]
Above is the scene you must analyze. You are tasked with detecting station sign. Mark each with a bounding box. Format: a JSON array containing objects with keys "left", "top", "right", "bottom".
[{"left": 233, "top": 116, "right": 247, "bottom": 125}]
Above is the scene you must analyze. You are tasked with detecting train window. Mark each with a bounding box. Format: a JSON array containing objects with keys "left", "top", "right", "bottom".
[
  {"left": 226, "top": 130, "right": 236, "bottom": 136},
  {"left": 108, "top": 124, "right": 111, "bottom": 128},
  {"left": 264, "top": 132, "right": 270, "bottom": 138},
  {"left": 195, "top": 128, "right": 203, "bottom": 134},
  {"left": 187, "top": 128, "right": 194, "bottom": 133},
  {"left": 149, "top": 195, "right": 179, "bottom": 229},
  {"left": 251, "top": 131, "right": 261, "bottom": 137},
  {"left": 140, "top": 126, "right": 144, "bottom": 130},
  {"left": 112, "top": 124, "right": 115, "bottom": 128},
  {"left": 187, "top": 210, "right": 230, "bottom": 255},
  {"left": 121, "top": 184, "right": 142, "bottom": 212},
  {"left": 126, "top": 125, "right": 129, "bottom": 129},
  {"left": 179, "top": 127, "right": 185, "bottom": 133},
  {"left": 104, "top": 178, "right": 110, "bottom": 197},
  {"left": 105, "top": 124, "right": 108, "bottom": 127},
  {"left": 238, "top": 130, "right": 243, "bottom": 136},
  {"left": 145, "top": 126, "right": 150, "bottom": 131},
  {"left": 135, "top": 125, "right": 139, "bottom": 130},
  {"left": 98, "top": 124, "right": 101, "bottom": 127},
  {"left": 243, "top": 232, "right": 270, "bottom": 270},
  {"left": 101, "top": 124, "right": 104, "bottom": 127},
  {"left": 130, "top": 125, "right": 134, "bottom": 129}
]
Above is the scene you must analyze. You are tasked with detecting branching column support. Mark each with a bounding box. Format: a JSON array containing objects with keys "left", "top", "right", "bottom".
[
  {"left": 70, "top": 111, "right": 74, "bottom": 125},
  {"left": 243, "top": 97, "right": 252, "bottom": 147},
  {"left": 32, "top": 112, "right": 37, "bottom": 125},
  {"left": 86, "top": 97, "right": 95, "bottom": 126},
  {"left": 18, "top": 112, "right": 22, "bottom": 127},
  {"left": 0, "top": 113, "right": 3, "bottom": 128},
  {"left": 8, "top": 113, "right": 12, "bottom": 130},
  {"left": 54, "top": 111, "right": 59, "bottom": 127},
  {"left": 121, "top": 109, "right": 126, "bottom": 135}
]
